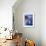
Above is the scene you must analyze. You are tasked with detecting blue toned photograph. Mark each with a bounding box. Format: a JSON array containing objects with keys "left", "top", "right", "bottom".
[
  {"left": 23, "top": 12, "right": 34, "bottom": 27},
  {"left": 23, "top": 13, "right": 34, "bottom": 27},
  {"left": 25, "top": 15, "right": 33, "bottom": 26}
]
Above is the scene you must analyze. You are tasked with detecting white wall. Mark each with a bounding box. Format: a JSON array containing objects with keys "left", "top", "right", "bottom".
[
  {"left": 0, "top": 0, "right": 16, "bottom": 30},
  {"left": 41, "top": 0, "right": 46, "bottom": 46},
  {"left": 13, "top": 0, "right": 46, "bottom": 46},
  {"left": 13, "top": 0, "right": 41, "bottom": 46}
]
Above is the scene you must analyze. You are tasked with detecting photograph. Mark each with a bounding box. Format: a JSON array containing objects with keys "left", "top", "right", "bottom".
[{"left": 23, "top": 12, "right": 34, "bottom": 27}]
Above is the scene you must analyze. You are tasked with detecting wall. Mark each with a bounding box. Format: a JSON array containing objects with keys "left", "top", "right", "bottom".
[
  {"left": 41, "top": 0, "right": 46, "bottom": 46},
  {"left": 13, "top": 0, "right": 41, "bottom": 46},
  {"left": 0, "top": 0, "right": 16, "bottom": 30}
]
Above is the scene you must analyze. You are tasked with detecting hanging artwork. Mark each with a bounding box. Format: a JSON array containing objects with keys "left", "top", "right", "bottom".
[{"left": 23, "top": 12, "right": 34, "bottom": 27}]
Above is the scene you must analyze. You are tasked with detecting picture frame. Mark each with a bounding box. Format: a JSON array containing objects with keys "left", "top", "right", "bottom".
[{"left": 23, "top": 12, "right": 34, "bottom": 27}]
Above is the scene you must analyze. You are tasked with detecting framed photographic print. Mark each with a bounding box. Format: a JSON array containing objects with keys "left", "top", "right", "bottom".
[{"left": 23, "top": 12, "right": 34, "bottom": 27}]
